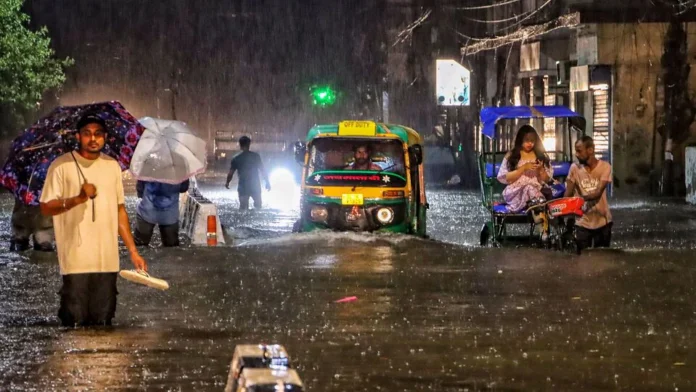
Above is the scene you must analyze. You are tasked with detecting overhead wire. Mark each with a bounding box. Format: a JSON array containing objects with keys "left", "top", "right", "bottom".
[
  {"left": 456, "top": 0, "right": 565, "bottom": 53},
  {"left": 449, "top": 0, "right": 520, "bottom": 10},
  {"left": 460, "top": 12, "right": 580, "bottom": 55},
  {"left": 497, "top": 0, "right": 554, "bottom": 32},
  {"left": 463, "top": 11, "right": 533, "bottom": 24},
  {"left": 392, "top": 8, "right": 432, "bottom": 47}
]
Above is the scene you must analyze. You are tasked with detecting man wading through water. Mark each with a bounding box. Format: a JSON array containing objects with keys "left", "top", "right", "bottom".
[
  {"left": 225, "top": 136, "right": 270, "bottom": 210},
  {"left": 564, "top": 136, "right": 613, "bottom": 249},
  {"left": 40, "top": 114, "right": 148, "bottom": 327}
]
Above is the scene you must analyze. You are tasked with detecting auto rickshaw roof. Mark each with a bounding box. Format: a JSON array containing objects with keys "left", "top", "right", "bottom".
[
  {"left": 233, "top": 344, "right": 289, "bottom": 360},
  {"left": 480, "top": 106, "right": 586, "bottom": 140},
  {"left": 307, "top": 121, "right": 423, "bottom": 145}
]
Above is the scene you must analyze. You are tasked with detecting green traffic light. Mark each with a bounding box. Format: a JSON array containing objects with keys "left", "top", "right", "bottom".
[{"left": 311, "top": 85, "right": 337, "bottom": 107}]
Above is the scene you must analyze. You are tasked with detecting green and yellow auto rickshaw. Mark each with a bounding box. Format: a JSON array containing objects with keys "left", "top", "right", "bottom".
[{"left": 292, "top": 120, "right": 428, "bottom": 236}]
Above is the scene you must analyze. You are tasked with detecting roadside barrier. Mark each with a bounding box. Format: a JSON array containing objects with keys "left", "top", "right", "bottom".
[{"left": 179, "top": 187, "right": 225, "bottom": 245}]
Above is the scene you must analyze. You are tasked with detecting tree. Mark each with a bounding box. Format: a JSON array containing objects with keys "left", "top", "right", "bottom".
[{"left": 0, "top": 0, "right": 72, "bottom": 112}]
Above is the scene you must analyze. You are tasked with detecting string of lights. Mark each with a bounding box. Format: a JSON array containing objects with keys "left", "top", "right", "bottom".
[
  {"left": 460, "top": 12, "right": 580, "bottom": 55},
  {"left": 392, "top": 8, "right": 432, "bottom": 47},
  {"left": 496, "top": 0, "right": 553, "bottom": 32},
  {"left": 675, "top": 0, "right": 696, "bottom": 14},
  {"left": 652, "top": 0, "right": 696, "bottom": 14}
]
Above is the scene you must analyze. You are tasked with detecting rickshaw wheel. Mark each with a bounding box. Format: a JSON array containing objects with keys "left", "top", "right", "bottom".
[
  {"left": 562, "top": 224, "right": 582, "bottom": 255},
  {"left": 480, "top": 223, "right": 491, "bottom": 246}
]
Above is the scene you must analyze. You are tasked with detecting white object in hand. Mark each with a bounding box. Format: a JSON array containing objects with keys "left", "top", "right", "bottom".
[{"left": 119, "top": 269, "right": 170, "bottom": 290}]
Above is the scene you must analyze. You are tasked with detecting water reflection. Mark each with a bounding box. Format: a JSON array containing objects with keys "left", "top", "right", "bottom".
[
  {"left": 1, "top": 181, "right": 696, "bottom": 390},
  {"left": 311, "top": 245, "right": 395, "bottom": 274},
  {"left": 42, "top": 328, "right": 143, "bottom": 388}
]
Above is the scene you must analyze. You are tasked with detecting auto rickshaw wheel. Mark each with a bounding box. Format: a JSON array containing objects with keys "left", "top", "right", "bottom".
[{"left": 292, "top": 219, "right": 302, "bottom": 233}]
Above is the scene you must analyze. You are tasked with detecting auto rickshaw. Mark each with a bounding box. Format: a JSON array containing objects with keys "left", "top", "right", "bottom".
[
  {"left": 477, "top": 106, "right": 586, "bottom": 252},
  {"left": 293, "top": 120, "right": 428, "bottom": 236}
]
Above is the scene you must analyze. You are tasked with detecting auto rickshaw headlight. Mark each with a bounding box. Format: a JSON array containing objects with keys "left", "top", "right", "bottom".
[
  {"left": 310, "top": 206, "right": 328, "bottom": 222},
  {"left": 376, "top": 207, "right": 394, "bottom": 224}
]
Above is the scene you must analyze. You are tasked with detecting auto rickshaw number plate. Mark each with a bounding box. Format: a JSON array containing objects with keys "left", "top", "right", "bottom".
[{"left": 341, "top": 194, "right": 364, "bottom": 205}]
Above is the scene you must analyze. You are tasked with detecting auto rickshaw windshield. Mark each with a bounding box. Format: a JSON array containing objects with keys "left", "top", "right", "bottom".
[{"left": 308, "top": 138, "right": 406, "bottom": 176}]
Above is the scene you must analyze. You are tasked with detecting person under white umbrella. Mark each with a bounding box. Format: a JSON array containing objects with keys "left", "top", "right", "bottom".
[{"left": 130, "top": 118, "right": 206, "bottom": 247}]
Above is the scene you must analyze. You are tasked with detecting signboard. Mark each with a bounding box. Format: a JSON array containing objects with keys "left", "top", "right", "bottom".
[
  {"left": 570, "top": 65, "right": 589, "bottom": 92},
  {"left": 520, "top": 42, "right": 541, "bottom": 72},
  {"left": 436, "top": 59, "right": 470, "bottom": 106},
  {"left": 338, "top": 121, "right": 377, "bottom": 136},
  {"left": 306, "top": 171, "right": 407, "bottom": 187},
  {"left": 576, "top": 34, "right": 598, "bottom": 66}
]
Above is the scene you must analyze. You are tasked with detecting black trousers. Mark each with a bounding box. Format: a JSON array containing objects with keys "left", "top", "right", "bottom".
[
  {"left": 239, "top": 190, "right": 262, "bottom": 210},
  {"left": 58, "top": 273, "right": 118, "bottom": 327},
  {"left": 576, "top": 222, "right": 613, "bottom": 249},
  {"left": 133, "top": 214, "right": 180, "bottom": 247}
]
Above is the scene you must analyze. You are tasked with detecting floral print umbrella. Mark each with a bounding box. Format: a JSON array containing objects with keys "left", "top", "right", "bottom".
[{"left": 0, "top": 101, "right": 144, "bottom": 205}]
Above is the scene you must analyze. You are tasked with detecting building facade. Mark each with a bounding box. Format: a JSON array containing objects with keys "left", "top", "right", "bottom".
[{"left": 468, "top": 0, "right": 696, "bottom": 195}]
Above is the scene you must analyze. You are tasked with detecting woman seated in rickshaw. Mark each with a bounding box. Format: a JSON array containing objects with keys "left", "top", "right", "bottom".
[{"left": 496, "top": 125, "right": 553, "bottom": 212}]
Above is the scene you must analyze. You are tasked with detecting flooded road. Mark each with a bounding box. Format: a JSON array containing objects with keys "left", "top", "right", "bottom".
[{"left": 1, "top": 176, "right": 695, "bottom": 390}]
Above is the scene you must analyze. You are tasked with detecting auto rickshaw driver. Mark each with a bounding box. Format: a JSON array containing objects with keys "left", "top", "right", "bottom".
[{"left": 345, "top": 144, "right": 381, "bottom": 171}]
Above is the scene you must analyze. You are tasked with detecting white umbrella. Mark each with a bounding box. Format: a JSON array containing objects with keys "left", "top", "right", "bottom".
[{"left": 130, "top": 117, "right": 207, "bottom": 184}]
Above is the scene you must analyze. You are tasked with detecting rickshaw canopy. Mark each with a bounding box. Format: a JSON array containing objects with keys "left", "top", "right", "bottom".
[{"left": 480, "top": 106, "right": 585, "bottom": 140}]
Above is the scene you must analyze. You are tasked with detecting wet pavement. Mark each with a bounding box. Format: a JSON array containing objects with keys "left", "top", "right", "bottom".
[{"left": 1, "top": 175, "right": 695, "bottom": 391}]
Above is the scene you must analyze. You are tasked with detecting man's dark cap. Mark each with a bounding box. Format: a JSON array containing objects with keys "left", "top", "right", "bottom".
[{"left": 76, "top": 113, "right": 108, "bottom": 132}]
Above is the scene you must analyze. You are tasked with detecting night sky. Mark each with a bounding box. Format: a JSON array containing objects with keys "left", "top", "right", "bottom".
[{"left": 25, "top": 0, "right": 390, "bottom": 142}]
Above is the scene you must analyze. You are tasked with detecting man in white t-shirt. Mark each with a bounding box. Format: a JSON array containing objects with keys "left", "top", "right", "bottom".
[{"left": 40, "top": 114, "right": 148, "bottom": 327}]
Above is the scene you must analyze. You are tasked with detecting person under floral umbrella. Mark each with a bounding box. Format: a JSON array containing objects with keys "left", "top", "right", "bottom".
[
  {"left": 0, "top": 100, "right": 144, "bottom": 206},
  {"left": 39, "top": 113, "right": 148, "bottom": 327},
  {"left": 0, "top": 101, "right": 143, "bottom": 253}
]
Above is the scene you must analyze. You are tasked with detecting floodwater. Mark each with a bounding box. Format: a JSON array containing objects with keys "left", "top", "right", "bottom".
[{"left": 1, "top": 173, "right": 695, "bottom": 391}]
